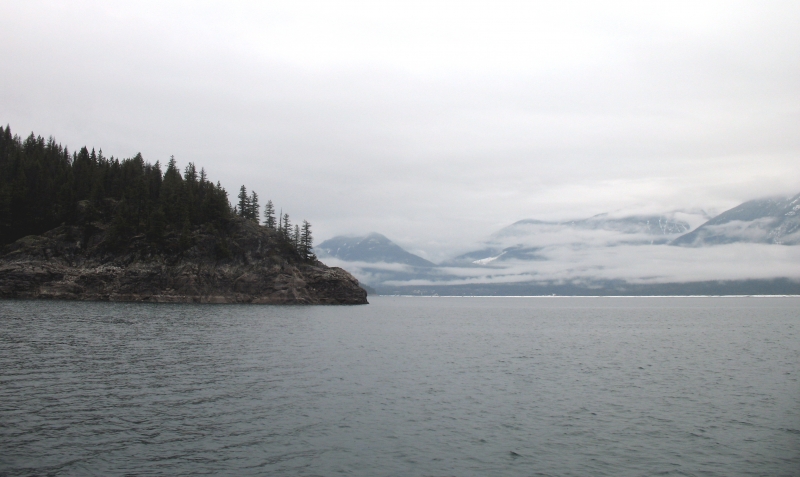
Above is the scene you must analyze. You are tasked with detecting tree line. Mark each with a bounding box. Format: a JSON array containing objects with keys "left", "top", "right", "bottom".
[
  {"left": 0, "top": 126, "right": 314, "bottom": 260},
  {"left": 235, "top": 185, "right": 315, "bottom": 261}
]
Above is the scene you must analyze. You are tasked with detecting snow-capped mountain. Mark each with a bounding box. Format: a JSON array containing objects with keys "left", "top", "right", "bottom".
[
  {"left": 671, "top": 193, "right": 800, "bottom": 246},
  {"left": 317, "top": 199, "right": 800, "bottom": 295},
  {"left": 562, "top": 214, "right": 695, "bottom": 235},
  {"left": 447, "top": 212, "right": 705, "bottom": 266},
  {"left": 316, "top": 233, "right": 439, "bottom": 288},
  {"left": 317, "top": 233, "right": 435, "bottom": 267}
]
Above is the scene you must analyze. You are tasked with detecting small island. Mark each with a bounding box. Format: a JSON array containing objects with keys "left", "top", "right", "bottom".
[{"left": 0, "top": 126, "right": 368, "bottom": 304}]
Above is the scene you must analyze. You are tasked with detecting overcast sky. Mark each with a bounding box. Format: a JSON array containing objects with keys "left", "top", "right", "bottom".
[{"left": 2, "top": 1, "right": 799, "bottom": 261}]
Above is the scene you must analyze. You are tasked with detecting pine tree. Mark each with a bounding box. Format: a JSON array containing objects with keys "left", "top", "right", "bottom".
[
  {"left": 281, "top": 213, "right": 291, "bottom": 241},
  {"left": 264, "top": 200, "right": 276, "bottom": 229},
  {"left": 237, "top": 185, "right": 249, "bottom": 218},
  {"left": 161, "top": 155, "right": 184, "bottom": 225},
  {"left": 147, "top": 206, "right": 166, "bottom": 243},
  {"left": 300, "top": 220, "right": 314, "bottom": 260},
  {"left": 0, "top": 126, "right": 236, "bottom": 246},
  {"left": 183, "top": 162, "right": 199, "bottom": 223},
  {"left": 249, "top": 191, "right": 259, "bottom": 222}
]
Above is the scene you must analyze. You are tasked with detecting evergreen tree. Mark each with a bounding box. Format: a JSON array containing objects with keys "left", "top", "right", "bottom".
[
  {"left": 146, "top": 207, "right": 166, "bottom": 243},
  {"left": 237, "top": 185, "right": 249, "bottom": 218},
  {"left": 161, "top": 155, "right": 184, "bottom": 225},
  {"left": 281, "top": 213, "right": 291, "bottom": 241},
  {"left": 264, "top": 200, "right": 276, "bottom": 229},
  {"left": 0, "top": 125, "right": 237, "bottom": 246},
  {"left": 183, "top": 163, "right": 199, "bottom": 222},
  {"left": 249, "top": 191, "right": 259, "bottom": 222},
  {"left": 202, "top": 181, "right": 230, "bottom": 225},
  {"left": 179, "top": 219, "right": 192, "bottom": 250},
  {"left": 300, "top": 220, "right": 314, "bottom": 260}
]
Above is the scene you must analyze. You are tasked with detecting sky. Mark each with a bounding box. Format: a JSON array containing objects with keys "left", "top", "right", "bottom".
[{"left": 2, "top": 1, "right": 799, "bottom": 262}]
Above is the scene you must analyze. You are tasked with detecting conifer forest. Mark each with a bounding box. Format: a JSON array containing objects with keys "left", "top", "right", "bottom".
[{"left": 0, "top": 126, "right": 314, "bottom": 260}]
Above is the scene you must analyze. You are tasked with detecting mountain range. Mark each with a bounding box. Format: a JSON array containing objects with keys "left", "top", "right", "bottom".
[
  {"left": 671, "top": 193, "right": 800, "bottom": 246},
  {"left": 445, "top": 212, "right": 705, "bottom": 266},
  {"left": 317, "top": 192, "right": 800, "bottom": 295}
]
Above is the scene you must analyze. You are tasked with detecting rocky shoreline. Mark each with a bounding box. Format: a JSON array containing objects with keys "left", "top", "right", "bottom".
[{"left": 0, "top": 216, "right": 368, "bottom": 305}]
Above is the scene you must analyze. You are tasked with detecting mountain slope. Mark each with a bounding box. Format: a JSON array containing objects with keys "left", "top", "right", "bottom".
[
  {"left": 505, "top": 214, "right": 693, "bottom": 236},
  {"left": 447, "top": 213, "right": 700, "bottom": 265},
  {"left": 317, "top": 233, "right": 435, "bottom": 267},
  {"left": 672, "top": 193, "right": 800, "bottom": 246}
]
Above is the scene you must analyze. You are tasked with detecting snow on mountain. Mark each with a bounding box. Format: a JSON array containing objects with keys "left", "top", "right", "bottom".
[
  {"left": 671, "top": 193, "right": 800, "bottom": 246},
  {"left": 317, "top": 233, "right": 435, "bottom": 267},
  {"left": 317, "top": 198, "right": 800, "bottom": 293},
  {"left": 446, "top": 211, "right": 706, "bottom": 266},
  {"left": 316, "top": 233, "right": 439, "bottom": 287}
]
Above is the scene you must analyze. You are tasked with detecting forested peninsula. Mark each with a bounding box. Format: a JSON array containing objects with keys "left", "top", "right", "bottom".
[{"left": 0, "top": 126, "right": 368, "bottom": 304}]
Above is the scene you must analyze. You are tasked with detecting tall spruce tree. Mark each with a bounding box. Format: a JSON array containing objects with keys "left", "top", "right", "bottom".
[
  {"left": 237, "top": 185, "right": 249, "bottom": 218},
  {"left": 249, "top": 191, "right": 259, "bottom": 222},
  {"left": 300, "top": 220, "right": 314, "bottom": 260},
  {"left": 0, "top": 125, "right": 244, "bottom": 247},
  {"left": 161, "top": 156, "right": 184, "bottom": 226},
  {"left": 264, "top": 200, "right": 276, "bottom": 228},
  {"left": 281, "top": 213, "right": 291, "bottom": 241}
]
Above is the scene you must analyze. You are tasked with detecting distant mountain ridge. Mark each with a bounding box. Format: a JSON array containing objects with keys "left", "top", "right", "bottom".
[
  {"left": 512, "top": 214, "right": 693, "bottom": 236},
  {"left": 317, "top": 233, "right": 435, "bottom": 267},
  {"left": 446, "top": 213, "right": 698, "bottom": 266},
  {"left": 671, "top": 193, "right": 800, "bottom": 246},
  {"left": 316, "top": 195, "right": 800, "bottom": 295}
]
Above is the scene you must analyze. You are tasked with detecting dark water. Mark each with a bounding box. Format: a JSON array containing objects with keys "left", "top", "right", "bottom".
[{"left": 1, "top": 297, "right": 798, "bottom": 476}]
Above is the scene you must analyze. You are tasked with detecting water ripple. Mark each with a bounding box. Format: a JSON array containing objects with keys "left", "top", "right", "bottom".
[{"left": 1, "top": 297, "right": 799, "bottom": 476}]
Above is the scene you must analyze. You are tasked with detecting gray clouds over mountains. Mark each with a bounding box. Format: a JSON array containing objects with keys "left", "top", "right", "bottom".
[
  {"left": 2, "top": 1, "right": 799, "bottom": 265},
  {"left": 318, "top": 194, "right": 800, "bottom": 293}
]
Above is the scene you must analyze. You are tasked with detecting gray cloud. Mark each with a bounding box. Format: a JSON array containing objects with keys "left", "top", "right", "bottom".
[
  {"left": 380, "top": 243, "right": 800, "bottom": 287},
  {"left": 2, "top": 1, "right": 799, "bottom": 262}
]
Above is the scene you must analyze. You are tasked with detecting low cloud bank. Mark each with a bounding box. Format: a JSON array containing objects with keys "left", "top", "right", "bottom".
[{"left": 368, "top": 243, "right": 800, "bottom": 287}]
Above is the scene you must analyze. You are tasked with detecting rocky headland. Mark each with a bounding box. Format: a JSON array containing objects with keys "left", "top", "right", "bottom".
[{"left": 0, "top": 202, "right": 368, "bottom": 305}]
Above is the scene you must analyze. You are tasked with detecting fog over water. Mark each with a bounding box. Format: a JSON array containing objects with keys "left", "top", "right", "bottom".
[{"left": 2, "top": 1, "right": 799, "bottom": 270}]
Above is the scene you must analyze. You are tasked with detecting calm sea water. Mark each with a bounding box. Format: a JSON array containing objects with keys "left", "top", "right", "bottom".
[{"left": 1, "top": 296, "right": 798, "bottom": 476}]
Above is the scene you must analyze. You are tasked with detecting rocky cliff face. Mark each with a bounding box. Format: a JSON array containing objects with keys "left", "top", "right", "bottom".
[{"left": 0, "top": 216, "right": 368, "bottom": 305}]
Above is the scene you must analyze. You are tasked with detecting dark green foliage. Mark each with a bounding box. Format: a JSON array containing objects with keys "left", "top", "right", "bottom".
[
  {"left": 300, "top": 220, "right": 315, "bottom": 261},
  {"left": 0, "top": 125, "right": 318, "bottom": 261},
  {"left": 0, "top": 126, "right": 231, "bottom": 246},
  {"left": 264, "top": 200, "right": 276, "bottom": 229},
  {"left": 146, "top": 207, "right": 166, "bottom": 243},
  {"left": 179, "top": 220, "right": 192, "bottom": 250},
  {"left": 249, "top": 191, "right": 259, "bottom": 223},
  {"left": 281, "top": 213, "right": 292, "bottom": 241},
  {"left": 237, "top": 185, "right": 249, "bottom": 218},
  {"left": 236, "top": 185, "right": 260, "bottom": 222}
]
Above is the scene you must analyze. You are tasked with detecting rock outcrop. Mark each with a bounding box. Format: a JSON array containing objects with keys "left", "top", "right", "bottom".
[{"left": 0, "top": 216, "right": 368, "bottom": 305}]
